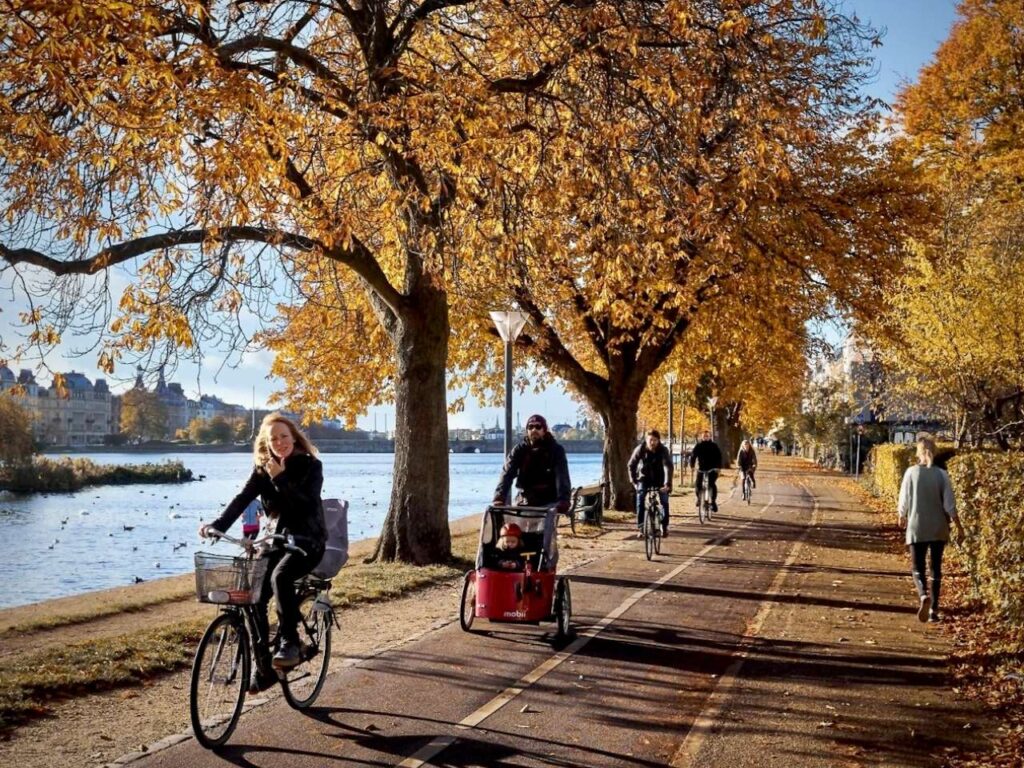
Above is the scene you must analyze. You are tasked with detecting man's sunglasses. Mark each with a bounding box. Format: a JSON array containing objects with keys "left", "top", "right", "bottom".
[{"left": 526, "top": 424, "right": 544, "bottom": 431}]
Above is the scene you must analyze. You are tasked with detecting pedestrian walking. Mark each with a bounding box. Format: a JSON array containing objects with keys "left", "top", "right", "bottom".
[{"left": 897, "top": 436, "right": 964, "bottom": 622}]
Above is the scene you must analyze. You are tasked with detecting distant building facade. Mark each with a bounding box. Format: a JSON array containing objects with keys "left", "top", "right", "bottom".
[{"left": 0, "top": 366, "right": 115, "bottom": 446}]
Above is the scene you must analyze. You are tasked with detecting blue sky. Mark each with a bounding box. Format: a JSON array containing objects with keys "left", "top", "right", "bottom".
[{"left": 0, "top": 0, "right": 961, "bottom": 431}]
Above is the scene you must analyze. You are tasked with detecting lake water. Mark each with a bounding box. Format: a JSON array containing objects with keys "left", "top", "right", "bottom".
[{"left": 0, "top": 452, "right": 603, "bottom": 609}]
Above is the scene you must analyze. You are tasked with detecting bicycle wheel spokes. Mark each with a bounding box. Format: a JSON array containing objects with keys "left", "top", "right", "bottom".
[
  {"left": 190, "top": 614, "right": 248, "bottom": 749},
  {"left": 281, "top": 593, "right": 332, "bottom": 709}
]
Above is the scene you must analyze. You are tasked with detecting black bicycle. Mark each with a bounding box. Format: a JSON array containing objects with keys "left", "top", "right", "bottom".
[
  {"left": 639, "top": 487, "right": 665, "bottom": 560},
  {"left": 694, "top": 469, "right": 716, "bottom": 524},
  {"left": 741, "top": 469, "right": 754, "bottom": 505},
  {"left": 190, "top": 530, "right": 336, "bottom": 749}
]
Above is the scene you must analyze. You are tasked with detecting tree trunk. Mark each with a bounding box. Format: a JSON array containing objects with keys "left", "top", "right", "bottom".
[
  {"left": 369, "top": 281, "right": 451, "bottom": 564},
  {"left": 715, "top": 409, "right": 736, "bottom": 466},
  {"left": 601, "top": 404, "right": 639, "bottom": 511}
]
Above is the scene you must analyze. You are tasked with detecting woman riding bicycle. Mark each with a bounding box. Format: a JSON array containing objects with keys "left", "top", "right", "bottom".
[
  {"left": 198, "top": 413, "right": 326, "bottom": 683},
  {"left": 737, "top": 439, "right": 758, "bottom": 489}
]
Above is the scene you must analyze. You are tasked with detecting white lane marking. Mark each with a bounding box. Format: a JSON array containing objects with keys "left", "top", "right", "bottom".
[
  {"left": 397, "top": 494, "right": 777, "bottom": 768},
  {"left": 670, "top": 484, "right": 821, "bottom": 768}
]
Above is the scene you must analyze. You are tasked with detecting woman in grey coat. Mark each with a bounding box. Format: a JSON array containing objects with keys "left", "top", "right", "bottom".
[{"left": 897, "top": 436, "right": 964, "bottom": 622}]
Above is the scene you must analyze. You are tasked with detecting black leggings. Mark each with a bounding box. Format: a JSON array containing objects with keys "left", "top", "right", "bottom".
[
  {"left": 254, "top": 547, "right": 323, "bottom": 650},
  {"left": 910, "top": 541, "right": 946, "bottom": 612}
]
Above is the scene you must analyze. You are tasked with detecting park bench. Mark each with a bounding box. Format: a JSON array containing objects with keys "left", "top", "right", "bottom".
[{"left": 570, "top": 482, "right": 605, "bottom": 526}]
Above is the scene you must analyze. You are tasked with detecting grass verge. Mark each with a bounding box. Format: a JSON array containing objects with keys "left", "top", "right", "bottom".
[{"left": 0, "top": 529, "right": 484, "bottom": 734}]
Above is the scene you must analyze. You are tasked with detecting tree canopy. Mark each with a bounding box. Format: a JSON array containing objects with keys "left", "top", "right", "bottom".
[{"left": 867, "top": 0, "right": 1024, "bottom": 448}]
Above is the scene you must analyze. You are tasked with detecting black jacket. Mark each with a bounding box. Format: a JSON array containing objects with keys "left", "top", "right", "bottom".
[
  {"left": 689, "top": 440, "right": 723, "bottom": 472},
  {"left": 212, "top": 452, "right": 326, "bottom": 554},
  {"left": 627, "top": 442, "right": 673, "bottom": 488},
  {"left": 494, "top": 434, "right": 572, "bottom": 507},
  {"left": 737, "top": 448, "right": 758, "bottom": 472}
]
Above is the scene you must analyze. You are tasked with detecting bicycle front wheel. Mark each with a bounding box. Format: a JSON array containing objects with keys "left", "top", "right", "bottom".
[
  {"left": 649, "top": 496, "right": 663, "bottom": 555},
  {"left": 281, "top": 592, "right": 333, "bottom": 709},
  {"left": 190, "top": 613, "right": 249, "bottom": 749},
  {"left": 644, "top": 508, "right": 655, "bottom": 560},
  {"left": 697, "top": 486, "right": 707, "bottom": 524}
]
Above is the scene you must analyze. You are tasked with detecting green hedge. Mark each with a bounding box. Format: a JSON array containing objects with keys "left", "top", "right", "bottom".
[
  {"left": 868, "top": 443, "right": 915, "bottom": 508},
  {"left": 947, "top": 451, "right": 1024, "bottom": 652}
]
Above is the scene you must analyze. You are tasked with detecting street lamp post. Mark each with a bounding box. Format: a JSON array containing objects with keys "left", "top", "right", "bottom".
[
  {"left": 664, "top": 372, "right": 677, "bottom": 469},
  {"left": 489, "top": 310, "right": 529, "bottom": 459},
  {"left": 707, "top": 396, "right": 719, "bottom": 442}
]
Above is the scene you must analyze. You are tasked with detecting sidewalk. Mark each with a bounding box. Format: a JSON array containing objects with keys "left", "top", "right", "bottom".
[{"left": 671, "top": 465, "right": 987, "bottom": 767}]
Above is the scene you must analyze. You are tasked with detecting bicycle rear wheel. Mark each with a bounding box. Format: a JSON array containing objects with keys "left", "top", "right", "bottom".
[
  {"left": 281, "top": 592, "right": 332, "bottom": 709},
  {"left": 190, "top": 613, "right": 249, "bottom": 749}
]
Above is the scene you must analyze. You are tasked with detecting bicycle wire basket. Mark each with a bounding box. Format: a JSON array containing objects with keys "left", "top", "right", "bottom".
[{"left": 194, "top": 551, "right": 269, "bottom": 605}]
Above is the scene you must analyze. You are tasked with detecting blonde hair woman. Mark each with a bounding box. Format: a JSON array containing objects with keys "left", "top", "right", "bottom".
[
  {"left": 199, "top": 413, "right": 326, "bottom": 685},
  {"left": 897, "top": 436, "right": 964, "bottom": 623}
]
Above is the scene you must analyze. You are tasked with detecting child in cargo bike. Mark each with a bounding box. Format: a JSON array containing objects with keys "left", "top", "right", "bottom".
[
  {"left": 494, "top": 522, "right": 528, "bottom": 570},
  {"left": 198, "top": 413, "right": 326, "bottom": 691}
]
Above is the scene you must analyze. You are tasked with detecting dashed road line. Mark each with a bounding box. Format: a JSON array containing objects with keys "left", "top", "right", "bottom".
[
  {"left": 670, "top": 484, "right": 821, "bottom": 767},
  {"left": 397, "top": 494, "right": 777, "bottom": 768}
]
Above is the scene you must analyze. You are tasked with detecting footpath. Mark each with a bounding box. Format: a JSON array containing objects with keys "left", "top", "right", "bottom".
[{"left": 0, "top": 457, "right": 989, "bottom": 767}]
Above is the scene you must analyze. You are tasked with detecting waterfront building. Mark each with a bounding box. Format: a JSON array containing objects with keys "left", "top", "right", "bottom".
[{"left": 0, "top": 366, "right": 114, "bottom": 446}]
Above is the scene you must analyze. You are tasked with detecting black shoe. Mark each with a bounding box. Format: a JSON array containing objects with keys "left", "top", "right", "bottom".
[
  {"left": 662, "top": 529, "right": 669, "bottom": 538},
  {"left": 928, "top": 610, "right": 940, "bottom": 623},
  {"left": 711, "top": 503, "right": 718, "bottom": 513},
  {"left": 272, "top": 640, "right": 301, "bottom": 669},
  {"left": 248, "top": 668, "right": 276, "bottom": 694}
]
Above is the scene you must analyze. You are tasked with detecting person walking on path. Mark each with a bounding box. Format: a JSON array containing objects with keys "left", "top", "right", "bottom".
[
  {"left": 898, "top": 435, "right": 964, "bottom": 623},
  {"left": 628, "top": 429, "right": 673, "bottom": 537},
  {"left": 493, "top": 414, "right": 572, "bottom": 514}
]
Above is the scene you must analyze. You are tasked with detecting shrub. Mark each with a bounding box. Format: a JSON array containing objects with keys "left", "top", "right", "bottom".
[
  {"left": 868, "top": 443, "right": 915, "bottom": 508},
  {"left": 0, "top": 457, "right": 193, "bottom": 493},
  {"left": 947, "top": 450, "right": 1024, "bottom": 653}
]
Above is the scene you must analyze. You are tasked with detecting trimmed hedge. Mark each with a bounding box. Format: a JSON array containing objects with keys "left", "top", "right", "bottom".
[
  {"left": 869, "top": 443, "right": 915, "bottom": 508},
  {"left": 868, "top": 441, "right": 960, "bottom": 509},
  {"left": 947, "top": 451, "right": 1024, "bottom": 652}
]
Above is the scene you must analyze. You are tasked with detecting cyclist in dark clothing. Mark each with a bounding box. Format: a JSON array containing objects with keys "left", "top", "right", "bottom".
[
  {"left": 200, "top": 413, "right": 326, "bottom": 688},
  {"left": 628, "top": 429, "right": 673, "bottom": 537},
  {"left": 689, "top": 430, "right": 723, "bottom": 512},
  {"left": 736, "top": 439, "right": 758, "bottom": 488},
  {"left": 493, "top": 414, "right": 572, "bottom": 514}
]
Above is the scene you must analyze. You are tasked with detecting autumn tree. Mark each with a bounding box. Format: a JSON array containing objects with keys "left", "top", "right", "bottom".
[
  {"left": 867, "top": 0, "right": 1024, "bottom": 448},
  {"left": 119, "top": 390, "right": 168, "bottom": 441},
  {"left": 0, "top": 1, "right": 653, "bottom": 563},
  {"left": 0, "top": 394, "right": 35, "bottom": 465},
  {"left": 438, "top": 1, "right": 925, "bottom": 508}
]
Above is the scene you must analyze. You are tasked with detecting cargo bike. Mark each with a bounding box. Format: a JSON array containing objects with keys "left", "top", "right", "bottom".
[{"left": 459, "top": 504, "right": 573, "bottom": 641}]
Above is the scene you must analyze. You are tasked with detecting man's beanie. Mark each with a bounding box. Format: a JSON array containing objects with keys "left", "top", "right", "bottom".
[{"left": 526, "top": 414, "right": 548, "bottom": 428}]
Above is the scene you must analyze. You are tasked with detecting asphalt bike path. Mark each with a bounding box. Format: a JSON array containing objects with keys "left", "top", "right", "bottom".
[{"left": 134, "top": 459, "right": 977, "bottom": 767}]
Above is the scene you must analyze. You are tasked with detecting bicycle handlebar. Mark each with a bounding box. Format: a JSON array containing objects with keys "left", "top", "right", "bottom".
[{"left": 203, "top": 528, "right": 308, "bottom": 558}]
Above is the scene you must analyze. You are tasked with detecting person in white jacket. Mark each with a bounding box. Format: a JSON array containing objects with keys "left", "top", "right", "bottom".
[{"left": 897, "top": 436, "right": 964, "bottom": 623}]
